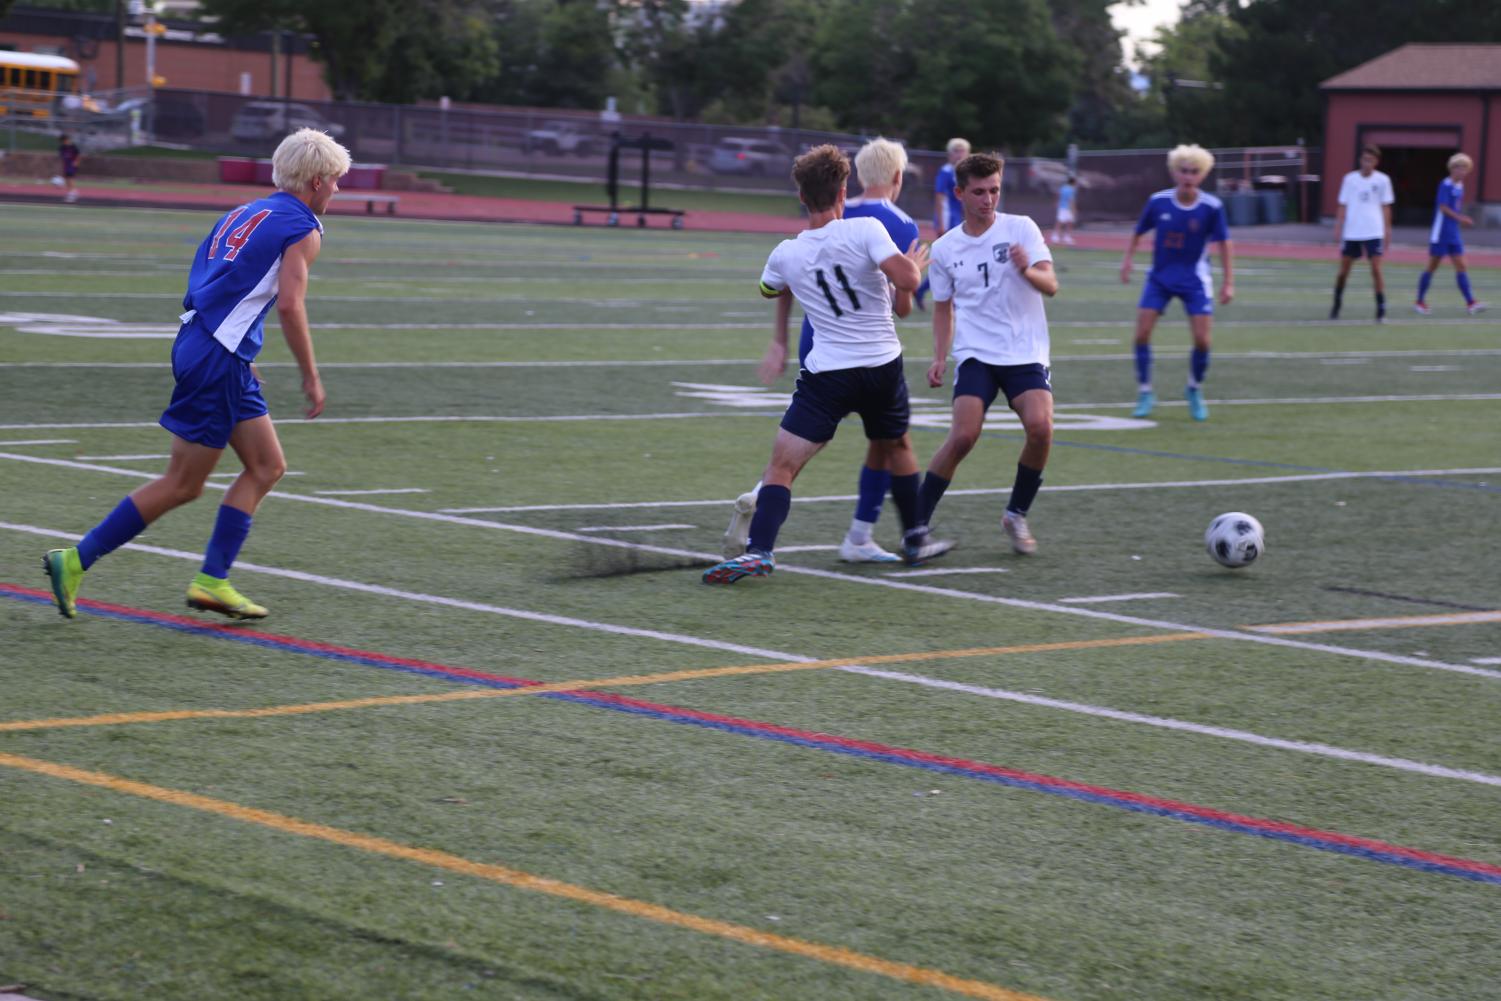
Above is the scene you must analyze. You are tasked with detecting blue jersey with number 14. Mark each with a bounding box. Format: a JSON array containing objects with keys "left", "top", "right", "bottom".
[
  {"left": 181, "top": 191, "right": 322, "bottom": 362},
  {"left": 1135, "top": 189, "right": 1228, "bottom": 291}
]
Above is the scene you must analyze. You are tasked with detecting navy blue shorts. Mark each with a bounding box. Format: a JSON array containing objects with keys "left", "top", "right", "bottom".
[
  {"left": 953, "top": 359, "right": 1052, "bottom": 410},
  {"left": 780, "top": 355, "right": 910, "bottom": 444},
  {"left": 159, "top": 326, "right": 268, "bottom": 449},
  {"left": 1139, "top": 275, "right": 1214, "bottom": 316},
  {"left": 1430, "top": 239, "right": 1465, "bottom": 258},
  {"left": 1341, "top": 239, "right": 1383, "bottom": 259}
]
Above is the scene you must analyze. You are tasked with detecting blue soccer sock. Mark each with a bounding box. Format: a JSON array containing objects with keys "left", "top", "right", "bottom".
[
  {"left": 76, "top": 496, "right": 147, "bottom": 571},
  {"left": 917, "top": 471, "right": 951, "bottom": 526},
  {"left": 1006, "top": 463, "right": 1044, "bottom": 516},
  {"left": 1189, "top": 348, "right": 1210, "bottom": 387},
  {"left": 1134, "top": 343, "right": 1152, "bottom": 389},
  {"left": 1417, "top": 270, "right": 1433, "bottom": 303},
  {"left": 888, "top": 472, "right": 921, "bottom": 533},
  {"left": 746, "top": 484, "right": 791, "bottom": 554},
  {"left": 200, "top": 504, "right": 253, "bottom": 579},
  {"left": 1458, "top": 272, "right": 1475, "bottom": 304},
  {"left": 853, "top": 464, "right": 890, "bottom": 525}
]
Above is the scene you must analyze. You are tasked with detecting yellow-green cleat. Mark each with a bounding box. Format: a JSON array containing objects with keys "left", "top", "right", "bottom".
[
  {"left": 42, "top": 547, "right": 84, "bottom": 618},
  {"left": 186, "top": 573, "right": 268, "bottom": 620}
]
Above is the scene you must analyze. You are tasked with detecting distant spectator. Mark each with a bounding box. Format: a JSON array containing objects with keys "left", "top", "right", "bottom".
[
  {"left": 1415, "top": 153, "right": 1486, "bottom": 316},
  {"left": 1051, "top": 175, "right": 1077, "bottom": 245},
  {"left": 1330, "top": 144, "right": 1394, "bottom": 321},
  {"left": 58, "top": 134, "right": 81, "bottom": 204}
]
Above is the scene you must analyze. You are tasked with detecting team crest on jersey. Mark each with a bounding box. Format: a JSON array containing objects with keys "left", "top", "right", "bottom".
[{"left": 991, "top": 242, "right": 1011, "bottom": 262}]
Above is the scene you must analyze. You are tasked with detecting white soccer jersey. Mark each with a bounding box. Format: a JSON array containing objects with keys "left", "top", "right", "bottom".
[
  {"left": 1337, "top": 169, "right": 1394, "bottom": 241},
  {"left": 929, "top": 214, "right": 1053, "bottom": 367},
  {"left": 759, "top": 217, "right": 902, "bottom": 373}
]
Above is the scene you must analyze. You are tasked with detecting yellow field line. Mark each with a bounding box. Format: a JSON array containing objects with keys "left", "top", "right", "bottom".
[
  {"left": 0, "top": 631, "right": 1208, "bottom": 734},
  {"left": 0, "top": 751, "right": 1052, "bottom": 1001},
  {"left": 1245, "top": 610, "right": 1501, "bottom": 634}
]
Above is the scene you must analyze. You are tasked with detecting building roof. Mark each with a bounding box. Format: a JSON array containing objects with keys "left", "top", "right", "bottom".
[{"left": 1322, "top": 44, "right": 1501, "bottom": 90}]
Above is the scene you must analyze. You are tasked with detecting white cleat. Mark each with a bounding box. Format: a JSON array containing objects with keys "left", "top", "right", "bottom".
[
  {"left": 1468, "top": 301, "right": 1488, "bottom": 315},
  {"left": 838, "top": 538, "right": 902, "bottom": 563},
  {"left": 721, "top": 489, "right": 758, "bottom": 559},
  {"left": 1002, "top": 511, "right": 1038, "bottom": 555}
]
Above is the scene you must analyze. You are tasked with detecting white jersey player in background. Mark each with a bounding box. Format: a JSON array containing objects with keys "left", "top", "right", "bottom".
[{"left": 1330, "top": 143, "right": 1394, "bottom": 321}]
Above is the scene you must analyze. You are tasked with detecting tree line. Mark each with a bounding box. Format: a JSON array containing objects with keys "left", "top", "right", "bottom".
[{"left": 11, "top": 0, "right": 1501, "bottom": 152}]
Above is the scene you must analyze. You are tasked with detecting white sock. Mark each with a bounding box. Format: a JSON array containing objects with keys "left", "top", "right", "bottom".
[{"left": 846, "top": 518, "right": 875, "bottom": 545}]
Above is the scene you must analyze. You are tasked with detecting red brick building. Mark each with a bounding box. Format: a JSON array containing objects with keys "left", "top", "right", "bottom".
[{"left": 1321, "top": 44, "right": 1500, "bottom": 226}]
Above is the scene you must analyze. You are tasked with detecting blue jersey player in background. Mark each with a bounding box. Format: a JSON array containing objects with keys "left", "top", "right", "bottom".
[
  {"left": 1415, "top": 152, "right": 1486, "bottom": 316},
  {"left": 723, "top": 138, "right": 926, "bottom": 564},
  {"left": 1119, "top": 144, "right": 1235, "bottom": 421},
  {"left": 44, "top": 129, "right": 351, "bottom": 621},
  {"left": 915, "top": 137, "right": 970, "bottom": 311}
]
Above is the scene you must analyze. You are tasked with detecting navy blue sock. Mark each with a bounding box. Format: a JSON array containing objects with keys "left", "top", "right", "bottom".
[
  {"left": 854, "top": 465, "right": 890, "bottom": 524},
  {"left": 746, "top": 484, "right": 791, "bottom": 554},
  {"left": 200, "top": 504, "right": 253, "bottom": 578},
  {"left": 888, "top": 473, "right": 921, "bottom": 533},
  {"left": 1458, "top": 272, "right": 1475, "bottom": 304},
  {"left": 917, "top": 471, "right": 951, "bottom": 525},
  {"left": 1190, "top": 348, "right": 1210, "bottom": 385},
  {"left": 76, "top": 496, "right": 146, "bottom": 571},
  {"left": 1417, "top": 270, "right": 1433, "bottom": 302},
  {"left": 1134, "top": 343, "right": 1152, "bottom": 387},
  {"left": 1006, "top": 463, "right": 1044, "bottom": 515}
]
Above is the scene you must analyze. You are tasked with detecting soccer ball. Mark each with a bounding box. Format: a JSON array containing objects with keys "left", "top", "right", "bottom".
[{"left": 1205, "top": 512, "right": 1265, "bottom": 569}]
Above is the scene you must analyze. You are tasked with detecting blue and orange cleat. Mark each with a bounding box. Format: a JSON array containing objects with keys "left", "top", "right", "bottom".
[
  {"left": 702, "top": 549, "right": 774, "bottom": 585},
  {"left": 42, "top": 547, "right": 84, "bottom": 618}
]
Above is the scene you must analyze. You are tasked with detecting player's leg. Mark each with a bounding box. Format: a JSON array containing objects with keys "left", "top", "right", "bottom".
[
  {"left": 839, "top": 440, "right": 897, "bottom": 563},
  {"left": 1368, "top": 246, "right": 1387, "bottom": 321},
  {"left": 1331, "top": 248, "right": 1355, "bottom": 319},
  {"left": 184, "top": 415, "right": 285, "bottom": 619},
  {"left": 1451, "top": 254, "right": 1485, "bottom": 312},
  {"left": 1184, "top": 311, "right": 1213, "bottom": 421},
  {"left": 1002, "top": 384, "right": 1054, "bottom": 555},
  {"left": 1131, "top": 305, "right": 1162, "bottom": 417},
  {"left": 919, "top": 358, "right": 997, "bottom": 527},
  {"left": 1415, "top": 253, "right": 1442, "bottom": 313}
]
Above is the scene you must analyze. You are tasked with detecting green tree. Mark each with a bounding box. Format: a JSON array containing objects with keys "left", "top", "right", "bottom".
[{"left": 1048, "top": 0, "right": 1136, "bottom": 148}]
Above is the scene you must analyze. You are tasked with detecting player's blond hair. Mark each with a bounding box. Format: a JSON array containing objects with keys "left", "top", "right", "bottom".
[
  {"left": 1448, "top": 152, "right": 1473, "bottom": 172},
  {"left": 272, "top": 128, "right": 352, "bottom": 193},
  {"left": 946, "top": 137, "right": 971, "bottom": 156},
  {"left": 1167, "top": 144, "right": 1215, "bottom": 175},
  {"left": 854, "top": 138, "right": 907, "bottom": 188}
]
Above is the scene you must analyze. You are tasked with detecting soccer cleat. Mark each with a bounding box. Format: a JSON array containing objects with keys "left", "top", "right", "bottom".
[
  {"left": 838, "top": 538, "right": 901, "bottom": 563},
  {"left": 1185, "top": 385, "right": 1209, "bottom": 421},
  {"left": 186, "top": 573, "right": 268, "bottom": 620},
  {"left": 1328, "top": 306, "right": 1340, "bottom": 320},
  {"left": 1413, "top": 302, "right": 1432, "bottom": 316},
  {"left": 901, "top": 528, "right": 955, "bottom": 566},
  {"left": 42, "top": 547, "right": 84, "bottom": 618},
  {"left": 1001, "top": 511, "right": 1038, "bottom": 555},
  {"left": 702, "top": 549, "right": 774, "bottom": 585},
  {"left": 720, "top": 489, "right": 758, "bottom": 559},
  {"left": 1131, "top": 389, "right": 1155, "bottom": 418},
  {"left": 1468, "top": 301, "right": 1488, "bottom": 315}
]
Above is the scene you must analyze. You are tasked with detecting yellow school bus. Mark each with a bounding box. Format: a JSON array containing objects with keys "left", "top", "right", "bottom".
[{"left": 0, "top": 51, "right": 82, "bottom": 118}]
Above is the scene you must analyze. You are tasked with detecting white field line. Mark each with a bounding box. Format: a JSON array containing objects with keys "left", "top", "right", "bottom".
[
  {"left": 4, "top": 450, "right": 1497, "bottom": 684},
  {"left": 0, "top": 439, "right": 77, "bottom": 446},
  {"left": 576, "top": 523, "right": 695, "bottom": 533},
  {"left": 1059, "top": 592, "right": 1180, "bottom": 604},
  {"left": 885, "top": 568, "right": 1010, "bottom": 578},
  {"left": 837, "top": 666, "right": 1501, "bottom": 789},
  {"left": 312, "top": 488, "right": 431, "bottom": 497},
  {"left": 1248, "top": 611, "right": 1501, "bottom": 634},
  {"left": 74, "top": 453, "right": 170, "bottom": 461},
  {"left": 438, "top": 468, "right": 1501, "bottom": 514},
  {"left": 5, "top": 513, "right": 1499, "bottom": 790},
  {"left": 768, "top": 544, "right": 839, "bottom": 553},
  {"left": 1474, "top": 658, "right": 1501, "bottom": 665},
  {"left": 0, "top": 519, "right": 802, "bottom": 662}
]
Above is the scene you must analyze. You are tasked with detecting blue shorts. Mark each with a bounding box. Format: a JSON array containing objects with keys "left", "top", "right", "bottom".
[
  {"left": 1139, "top": 275, "right": 1214, "bottom": 316},
  {"left": 1430, "top": 240, "right": 1465, "bottom": 258},
  {"left": 780, "top": 355, "right": 910, "bottom": 444},
  {"left": 953, "top": 359, "right": 1052, "bottom": 410},
  {"left": 1341, "top": 239, "right": 1383, "bottom": 259},
  {"left": 159, "top": 325, "right": 268, "bottom": 449}
]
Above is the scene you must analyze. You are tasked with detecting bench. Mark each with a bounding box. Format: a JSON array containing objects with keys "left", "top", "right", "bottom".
[
  {"left": 573, "top": 204, "right": 684, "bottom": 229},
  {"left": 332, "top": 193, "right": 399, "bottom": 215}
]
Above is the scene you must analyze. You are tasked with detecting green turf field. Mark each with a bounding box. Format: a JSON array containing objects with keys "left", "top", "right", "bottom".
[{"left": 2, "top": 202, "right": 1499, "bottom": 1001}]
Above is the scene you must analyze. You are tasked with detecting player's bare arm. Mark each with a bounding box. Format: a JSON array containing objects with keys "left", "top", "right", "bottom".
[
  {"left": 879, "top": 246, "right": 923, "bottom": 295},
  {"left": 1332, "top": 205, "right": 1346, "bottom": 246},
  {"left": 927, "top": 298, "right": 956, "bottom": 388},
  {"left": 1217, "top": 239, "right": 1236, "bottom": 304},
  {"left": 757, "top": 288, "right": 793, "bottom": 386},
  {"left": 1010, "top": 245, "right": 1058, "bottom": 297},
  {"left": 891, "top": 239, "right": 928, "bottom": 318},
  {"left": 276, "top": 228, "right": 325, "bottom": 419},
  {"left": 1120, "top": 233, "right": 1141, "bottom": 282}
]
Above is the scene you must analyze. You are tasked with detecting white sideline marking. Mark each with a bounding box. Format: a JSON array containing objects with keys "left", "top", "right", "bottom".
[
  {"left": 313, "top": 488, "right": 430, "bottom": 497},
  {"left": 1248, "top": 611, "right": 1501, "bottom": 634},
  {"left": 837, "top": 666, "right": 1501, "bottom": 789},
  {"left": 5, "top": 452, "right": 1498, "bottom": 683},
  {"left": 439, "top": 468, "right": 1501, "bottom": 514},
  {"left": 1474, "top": 658, "right": 1501, "bottom": 665},
  {"left": 0, "top": 413, "right": 779, "bottom": 432},
  {"left": 75, "top": 453, "right": 169, "bottom": 461},
  {"left": 0, "top": 520, "right": 801, "bottom": 662},
  {"left": 576, "top": 523, "right": 695, "bottom": 533},
  {"left": 0, "top": 439, "right": 76, "bottom": 446},
  {"left": 769, "top": 545, "right": 839, "bottom": 553},
  {"left": 1059, "top": 592, "right": 1180, "bottom": 604},
  {"left": 885, "top": 568, "right": 1010, "bottom": 578}
]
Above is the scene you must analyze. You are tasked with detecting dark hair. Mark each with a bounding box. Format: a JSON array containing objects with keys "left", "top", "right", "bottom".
[
  {"left": 791, "top": 144, "right": 850, "bottom": 212},
  {"left": 955, "top": 152, "right": 1005, "bottom": 190},
  {"left": 1360, "top": 144, "right": 1381, "bottom": 160}
]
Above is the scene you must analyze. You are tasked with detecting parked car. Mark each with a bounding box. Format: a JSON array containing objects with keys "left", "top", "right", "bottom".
[
  {"left": 231, "top": 101, "right": 344, "bottom": 141},
  {"left": 1025, "top": 158, "right": 1116, "bottom": 193},
  {"left": 109, "top": 96, "right": 205, "bottom": 140},
  {"left": 708, "top": 137, "right": 792, "bottom": 176},
  {"left": 521, "top": 120, "right": 595, "bottom": 156}
]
